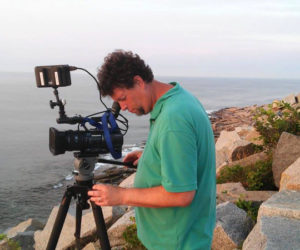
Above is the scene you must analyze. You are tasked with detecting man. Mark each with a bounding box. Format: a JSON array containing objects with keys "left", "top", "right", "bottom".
[{"left": 88, "top": 50, "right": 216, "bottom": 249}]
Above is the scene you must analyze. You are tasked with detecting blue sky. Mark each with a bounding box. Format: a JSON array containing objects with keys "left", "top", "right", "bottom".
[{"left": 1, "top": 0, "right": 300, "bottom": 79}]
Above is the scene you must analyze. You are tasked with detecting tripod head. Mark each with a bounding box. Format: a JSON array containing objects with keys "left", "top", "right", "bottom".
[{"left": 73, "top": 152, "right": 98, "bottom": 183}]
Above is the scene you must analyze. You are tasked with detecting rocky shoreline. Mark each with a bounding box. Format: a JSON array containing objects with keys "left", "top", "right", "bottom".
[
  {"left": 1, "top": 93, "right": 300, "bottom": 250},
  {"left": 210, "top": 106, "right": 257, "bottom": 141}
]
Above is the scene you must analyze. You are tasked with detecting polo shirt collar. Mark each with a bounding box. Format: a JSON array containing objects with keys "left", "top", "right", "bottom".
[{"left": 150, "top": 82, "right": 180, "bottom": 120}]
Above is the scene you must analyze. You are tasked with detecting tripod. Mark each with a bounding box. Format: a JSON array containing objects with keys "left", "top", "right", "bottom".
[{"left": 46, "top": 152, "right": 111, "bottom": 250}]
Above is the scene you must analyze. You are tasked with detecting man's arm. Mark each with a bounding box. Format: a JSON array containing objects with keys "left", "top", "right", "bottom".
[{"left": 88, "top": 184, "right": 195, "bottom": 208}]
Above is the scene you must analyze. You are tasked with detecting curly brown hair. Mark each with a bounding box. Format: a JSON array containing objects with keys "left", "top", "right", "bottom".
[{"left": 97, "top": 50, "right": 154, "bottom": 96}]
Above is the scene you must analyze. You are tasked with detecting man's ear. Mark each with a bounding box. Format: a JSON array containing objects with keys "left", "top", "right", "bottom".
[{"left": 133, "top": 75, "right": 145, "bottom": 88}]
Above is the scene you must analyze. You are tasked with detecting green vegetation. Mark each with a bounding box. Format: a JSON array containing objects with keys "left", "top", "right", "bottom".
[
  {"left": 122, "top": 217, "right": 146, "bottom": 250},
  {"left": 0, "top": 234, "right": 21, "bottom": 250},
  {"left": 217, "top": 159, "right": 277, "bottom": 191},
  {"left": 235, "top": 198, "right": 260, "bottom": 222},
  {"left": 253, "top": 101, "right": 300, "bottom": 150}
]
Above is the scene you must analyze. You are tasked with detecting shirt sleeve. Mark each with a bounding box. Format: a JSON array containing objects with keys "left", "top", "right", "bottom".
[{"left": 158, "top": 129, "right": 198, "bottom": 192}]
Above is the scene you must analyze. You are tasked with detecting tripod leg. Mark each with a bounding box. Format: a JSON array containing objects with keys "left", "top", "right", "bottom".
[
  {"left": 46, "top": 189, "right": 73, "bottom": 250},
  {"left": 91, "top": 202, "right": 111, "bottom": 250},
  {"left": 75, "top": 203, "right": 83, "bottom": 249}
]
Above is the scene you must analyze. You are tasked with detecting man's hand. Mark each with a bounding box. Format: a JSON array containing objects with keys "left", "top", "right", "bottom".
[
  {"left": 88, "top": 184, "right": 124, "bottom": 206},
  {"left": 123, "top": 150, "right": 143, "bottom": 166}
]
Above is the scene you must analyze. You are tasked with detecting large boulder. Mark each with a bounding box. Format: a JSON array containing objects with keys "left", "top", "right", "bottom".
[
  {"left": 243, "top": 190, "right": 300, "bottom": 250},
  {"left": 212, "top": 202, "right": 253, "bottom": 250},
  {"left": 216, "top": 130, "right": 256, "bottom": 169},
  {"left": 34, "top": 204, "right": 126, "bottom": 250},
  {"left": 280, "top": 157, "right": 300, "bottom": 191},
  {"left": 272, "top": 132, "right": 300, "bottom": 188},
  {"left": 243, "top": 216, "right": 300, "bottom": 250}
]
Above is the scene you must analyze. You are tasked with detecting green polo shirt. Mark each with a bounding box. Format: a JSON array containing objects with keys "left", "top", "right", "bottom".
[{"left": 134, "top": 82, "right": 216, "bottom": 250}]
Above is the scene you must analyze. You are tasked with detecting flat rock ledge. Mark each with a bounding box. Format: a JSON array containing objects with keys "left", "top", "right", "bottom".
[{"left": 217, "top": 182, "right": 277, "bottom": 204}]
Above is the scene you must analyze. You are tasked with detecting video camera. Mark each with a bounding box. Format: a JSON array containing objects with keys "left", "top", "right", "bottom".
[{"left": 34, "top": 65, "right": 127, "bottom": 159}]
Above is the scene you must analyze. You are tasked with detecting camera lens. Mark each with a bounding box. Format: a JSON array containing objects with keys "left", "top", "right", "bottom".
[{"left": 49, "top": 127, "right": 123, "bottom": 156}]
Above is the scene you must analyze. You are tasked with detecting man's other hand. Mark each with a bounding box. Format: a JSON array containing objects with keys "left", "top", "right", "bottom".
[{"left": 123, "top": 150, "right": 143, "bottom": 166}]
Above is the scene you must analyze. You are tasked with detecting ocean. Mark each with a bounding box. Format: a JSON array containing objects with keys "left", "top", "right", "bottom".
[{"left": 0, "top": 71, "right": 299, "bottom": 233}]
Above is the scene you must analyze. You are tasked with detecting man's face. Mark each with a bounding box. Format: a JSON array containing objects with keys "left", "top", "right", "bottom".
[{"left": 111, "top": 82, "right": 150, "bottom": 116}]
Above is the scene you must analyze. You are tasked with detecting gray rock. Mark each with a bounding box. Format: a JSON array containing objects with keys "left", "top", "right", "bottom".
[
  {"left": 243, "top": 216, "right": 300, "bottom": 250},
  {"left": 258, "top": 190, "right": 300, "bottom": 220},
  {"left": 272, "top": 132, "right": 300, "bottom": 188},
  {"left": 212, "top": 202, "right": 253, "bottom": 250}
]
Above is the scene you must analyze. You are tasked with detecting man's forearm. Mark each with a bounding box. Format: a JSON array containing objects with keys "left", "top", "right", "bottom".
[
  {"left": 121, "top": 186, "right": 195, "bottom": 207},
  {"left": 89, "top": 184, "right": 195, "bottom": 208}
]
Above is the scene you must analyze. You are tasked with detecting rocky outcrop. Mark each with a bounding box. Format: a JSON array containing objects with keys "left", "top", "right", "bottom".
[
  {"left": 212, "top": 202, "right": 253, "bottom": 250},
  {"left": 215, "top": 129, "right": 257, "bottom": 169},
  {"left": 243, "top": 191, "right": 300, "bottom": 250},
  {"left": 272, "top": 132, "right": 300, "bottom": 188},
  {"left": 280, "top": 157, "right": 300, "bottom": 191},
  {"left": 210, "top": 106, "right": 256, "bottom": 141}
]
